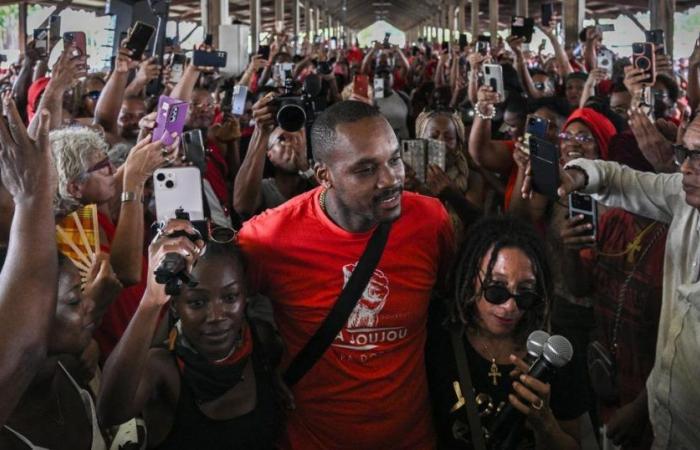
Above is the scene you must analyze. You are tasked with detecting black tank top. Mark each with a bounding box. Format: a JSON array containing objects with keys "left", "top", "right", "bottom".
[{"left": 153, "top": 352, "right": 281, "bottom": 450}]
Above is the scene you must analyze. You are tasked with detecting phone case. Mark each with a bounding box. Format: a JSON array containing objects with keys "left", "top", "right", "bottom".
[
  {"left": 232, "top": 85, "right": 248, "bottom": 115},
  {"left": 373, "top": 77, "right": 385, "bottom": 99},
  {"left": 569, "top": 193, "right": 598, "bottom": 237},
  {"left": 529, "top": 136, "right": 560, "bottom": 199},
  {"left": 633, "top": 42, "right": 655, "bottom": 85},
  {"left": 400, "top": 139, "right": 446, "bottom": 183},
  {"left": 597, "top": 49, "right": 614, "bottom": 73},
  {"left": 482, "top": 64, "right": 504, "bottom": 100},
  {"left": 192, "top": 50, "right": 227, "bottom": 68},
  {"left": 63, "top": 32, "right": 86, "bottom": 59},
  {"left": 152, "top": 95, "right": 189, "bottom": 146},
  {"left": 525, "top": 115, "right": 549, "bottom": 141},
  {"left": 182, "top": 130, "right": 207, "bottom": 172},
  {"left": 33, "top": 29, "right": 49, "bottom": 56},
  {"left": 153, "top": 167, "right": 204, "bottom": 223},
  {"left": 126, "top": 22, "right": 155, "bottom": 60}
]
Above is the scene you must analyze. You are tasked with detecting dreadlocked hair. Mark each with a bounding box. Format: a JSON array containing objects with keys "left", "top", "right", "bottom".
[{"left": 449, "top": 215, "right": 552, "bottom": 341}]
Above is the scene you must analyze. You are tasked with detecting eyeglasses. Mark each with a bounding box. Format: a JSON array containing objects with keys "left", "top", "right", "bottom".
[
  {"left": 478, "top": 273, "right": 540, "bottom": 310},
  {"left": 84, "top": 90, "right": 101, "bottom": 100},
  {"left": 558, "top": 132, "right": 595, "bottom": 145},
  {"left": 85, "top": 157, "right": 112, "bottom": 174},
  {"left": 673, "top": 144, "right": 700, "bottom": 167}
]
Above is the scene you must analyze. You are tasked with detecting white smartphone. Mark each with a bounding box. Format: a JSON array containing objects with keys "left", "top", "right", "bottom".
[
  {"left": 482, "top": 64, "right": 505, "bottom": 100},
  {"left": 373, "top": 77, "right": 385, "bottom": 99},
  {"left": 153, "top": 167, "right": 205, "bottom": 224},
  {"left": 232, "top": 85, "right": 248, "bottom": 115}
]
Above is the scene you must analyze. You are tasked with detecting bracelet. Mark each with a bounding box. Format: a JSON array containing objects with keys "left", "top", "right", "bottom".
[
  {"left": 121, "top": 191, "right": 142, "bottom": 203},
  {"left": 565, "top": 165, "right": 590, "bottom": 189},
  {"left": 474, "top": 102, "right": 496, "bottom": 120}
]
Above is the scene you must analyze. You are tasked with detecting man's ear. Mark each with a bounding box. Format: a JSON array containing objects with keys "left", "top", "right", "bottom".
[
  {"left": 66, "top": 179, "right": 84, "bottom": 199},
  {"left": 314, "top": 161, "right": 332, "bottom": 189}
]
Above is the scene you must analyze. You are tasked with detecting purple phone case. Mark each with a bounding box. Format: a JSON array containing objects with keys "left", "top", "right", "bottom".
[{"left": 152, "top": 95, "right": 189, "bottom": 146}]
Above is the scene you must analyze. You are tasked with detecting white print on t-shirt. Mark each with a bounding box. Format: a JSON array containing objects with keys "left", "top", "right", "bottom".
[{"left": 332, "top": 263, "right": 409, "bottom": 354}]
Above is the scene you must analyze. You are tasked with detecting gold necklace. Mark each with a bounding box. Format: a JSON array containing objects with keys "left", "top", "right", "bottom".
[
  {"left": 482, "top": 340, "right": 502, "bottom": 386},
  {"left": 320, "top": 188, "right": 328, "bottom": 212}
]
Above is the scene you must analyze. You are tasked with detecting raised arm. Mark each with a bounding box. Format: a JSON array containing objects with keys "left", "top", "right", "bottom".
[
  {"left": 239, "top": 55, "right": 268, "bottom": 90},
  {"left": 99, "top": 220, "right": 203, "bottom": 426},
  {"left": 233, "top": 94, "right": 275, "bottom": 218},
  {"left": 94, "top": 47, "right": 138, "bottom": 135},
  {"left": 468, "top": 85, "right": 515, "bottom": 176},
  {"left": 124, "top": 56, "right": 161, "bottom": 98},
  {"left": 538, "top": 24, "right": 573, "bottom": 77},
  {"left": 361, "top": 43, "right": 378, "bottom": 75},
  {"left": 508, "top": 35, "right": 544, "bottom": 99},
  {"left": 0, "top": 98, "right": 57, "bottom": 425},
  {"left": 579, "top": 68, "right": 607, "bottom": 108},
  {"left": 11, "top": 42, "right": 42, "bottom": 122},
  {"left": 467, "top": 52, "right": 488, "bottom": 105},
  {"left": 583, "top": 27, "right": 601, "bottom": 72}
]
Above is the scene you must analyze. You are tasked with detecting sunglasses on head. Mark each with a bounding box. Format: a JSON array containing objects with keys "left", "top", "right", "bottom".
[{"left": 478, "top": 273, "right": 540, "bottom": 310}]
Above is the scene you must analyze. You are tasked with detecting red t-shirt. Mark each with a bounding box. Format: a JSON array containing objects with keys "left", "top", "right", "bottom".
[{"left": 238, "top": 188, "right": 454, "bottom": 450}]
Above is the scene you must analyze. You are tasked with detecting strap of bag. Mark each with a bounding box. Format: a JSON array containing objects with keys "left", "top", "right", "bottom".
[
  {"left": 283, "top": 222, "right": 392, "bottom": 387},
  {"left": 450, "top": 326, "right": 488, "bottom": 450}
]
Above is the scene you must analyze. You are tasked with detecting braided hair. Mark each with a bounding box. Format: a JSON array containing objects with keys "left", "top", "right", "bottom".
[{"left": 450, "top": 216, "right": 552, "bottom": 341}]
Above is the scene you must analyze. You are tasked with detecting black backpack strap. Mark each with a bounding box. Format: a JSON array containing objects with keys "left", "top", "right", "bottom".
[
  {"left": 450, "top": 326, "right": 488, "bottom": 450},
  {"left": 283, "top": 221, "right": 392, "bottom": 387}
]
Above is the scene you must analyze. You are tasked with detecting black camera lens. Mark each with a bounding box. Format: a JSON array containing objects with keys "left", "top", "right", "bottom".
[
  {"left": 156, "top": 173, "right": 166, "bottom": 182},
  {"left": 165, "top": 180, "right": 175, "bottom": 189},
  {"left": 277, "top": 103, "right": 306, "bottom": 132},
  {"left": 636, "top": 57, "right": 650, "bottom": 70}
]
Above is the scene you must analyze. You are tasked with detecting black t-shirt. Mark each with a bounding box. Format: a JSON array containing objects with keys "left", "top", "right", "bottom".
[{"left": 426, "top": 324, "right": 587, "bottom": 450}]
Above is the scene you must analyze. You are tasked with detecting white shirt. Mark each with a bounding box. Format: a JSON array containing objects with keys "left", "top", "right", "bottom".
[{"left": 567, "top": 158, "right": 700, "bottom": 450}]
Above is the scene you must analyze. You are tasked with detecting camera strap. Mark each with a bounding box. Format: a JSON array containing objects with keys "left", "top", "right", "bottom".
[{"left": 283, "top": 221, "right": 392, "bottom": 387}]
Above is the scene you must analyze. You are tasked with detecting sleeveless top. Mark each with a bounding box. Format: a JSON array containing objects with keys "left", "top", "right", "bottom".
[
  {"left": 153, "top": 348, "right": 281, "bottom": 449},
  {"left": 2, "top": 362, "right": 107, "bottom": 450}
]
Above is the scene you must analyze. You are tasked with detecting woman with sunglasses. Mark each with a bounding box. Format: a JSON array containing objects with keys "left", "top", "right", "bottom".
[
  {"left": 98, "top": 220, "right": 283, "bottom": 449},
  {"left": 428, "top": 216, "right": 586, "bottom": 449}
]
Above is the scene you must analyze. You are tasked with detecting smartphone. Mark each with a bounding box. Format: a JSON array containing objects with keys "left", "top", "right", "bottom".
[
  {"left": 441, "top": 41, "right": 449, "bottom": 53},
  {"left": 383, "top": 32, "right": 391, "bottom": 49},
  {"left": 33, "top": 28, "right": 49, "bottom": 58},
  {"left": 373, "top": 77, "right": 385, "bottom": 99},
  {"left": 49, "top": 15, "right": 61, "bottom": 47},
  {"left": 330, "top": 37, "right": 337, "bottom": 50},
  {"left": 645, "top": 29, "right": 665, "bottom": 55},
  {"left": 204, "top": 33, "right": 213, "bottom": 46},
  {"left": 314, "top": 35, "right": 322, "bottom": 45},
  {"left": 153, "top": 167, "right": 205, "bottom": 223},
  {"left": 525, "top": 114, "right": 549, "bottom": 140},
  {"left": 477, "top": 35, "right": 491, "bottom": 56},
  {"left": 541, "top": 2, "right": 554, "bottom": 27},
  {"left": 125, "top": 21, "right": 155, "bottom": 60},
  {"left": 353, "top": 74, "right": 369, "bottom": 98},
  {"left": 569, "top": 193, "right": 598, "bottom": 237},
  {"left": 632, "top": 42, "right": 656, "bottom": 85},
  {"left": 152, "top": 95, "right": 189, "bottom": 146},
  {"left": 597, "top": 48, "right": 615, "bottom": 74},
  {"left": 459, "top": 33, "right": 468, "bottom": 51},
  {"left": 482, "top": 64, "right": 504, "bottom": 100},
  {"left": 529, "top": 136, "right": 560, "bottom": 199},
  {"left": 511, "top": 16, "right": 535, "bottom": 43},
  {"left": 231, "top": 85, "right": 248, "bottom": 115},
  {"left": 192, "top": 50, "right": 227, "bottom": 68},
  {"left": 181, "top": 129, "right": 207, "bottom": 173},
  {"left": 401, "top": 139, "right": 446, "bottom": 183},
  {"left": 63, "top": 31, "right": 86, "bottom": 59},
  {"left": 169, "top": 53, "right": 186, "bottom": 83},
  {"left": 257, "top": 45, "right": 270, "bottom": 60},
  {"left": 597, "top": 24, "right": 615, "bottom": 33}
]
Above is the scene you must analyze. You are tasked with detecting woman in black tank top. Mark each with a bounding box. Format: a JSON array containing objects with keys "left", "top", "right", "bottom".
[{"left": 98, "top": 221, "right": 284, "bottom": 449}]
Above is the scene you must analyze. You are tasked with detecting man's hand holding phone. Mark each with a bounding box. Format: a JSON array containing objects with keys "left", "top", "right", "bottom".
[
  {"left": 521, "top": 163, "right": 587, "bottom": 200},
  {"left": 560, "top": 215, "right": 596, "bottom": 250}
]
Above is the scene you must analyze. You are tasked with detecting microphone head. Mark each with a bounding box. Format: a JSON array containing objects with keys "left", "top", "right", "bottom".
[
  {"left": 543, "top": 335, "right": 573, "bottom": 368},
  {"left": 526, "top": 330, "right": 550, "bottom": 357}
]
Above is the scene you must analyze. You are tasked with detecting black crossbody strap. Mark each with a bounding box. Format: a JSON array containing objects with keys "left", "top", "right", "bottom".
[
  {"left": 283, "top": 222, "right": 392, "bottom": 387},
  {"left": 450, "top": 327, "right": 488, "bottom": 450}
]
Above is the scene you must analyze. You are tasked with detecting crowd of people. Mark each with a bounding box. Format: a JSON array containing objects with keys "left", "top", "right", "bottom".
[{"left": 0, "top": 12, "right": 698, "bottom": 450}]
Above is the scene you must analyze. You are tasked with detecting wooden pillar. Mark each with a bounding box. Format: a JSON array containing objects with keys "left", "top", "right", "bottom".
[
  {"left": 563, "top": 0, "right": 585, "bottom": 50},
  {"left": 18, "top": 1, "right": 27, "bottom": 56},
  {"left": 315, "top": 6, "right": 321, "bottom": 39},
  {"left": 489, "top": 0, "right": 498, "bottom": 46},
  {"left": 471, "top": 0, "right": 479, "bottom": 39},
  {"left": 201, "top": 0, "right": 228, "bottom": 46},
  {"left": 250, "top": 0, "right": 261, "bottom": 54},
  {"left": 448, "top": 3, "right": 456, "bottom": 42},
  {"left": 274, "top": 0, "right": 285, "bottom": 32},
  {"left": 292, "top": 0, "right": 300, "bottom": 52},
  {"left": 458, "top": 4, "right": 466, "bottom": 33},
  {"left": 516, "top": 0, "right": 528, "bottom": 17},
  {"left": 651, "top": 0, "right": 675, "bottom": 59}
]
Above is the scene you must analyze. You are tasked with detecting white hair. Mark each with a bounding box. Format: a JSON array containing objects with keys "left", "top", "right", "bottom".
[{"left": 50, "top": 126, "right": 109, "bottom": 214}]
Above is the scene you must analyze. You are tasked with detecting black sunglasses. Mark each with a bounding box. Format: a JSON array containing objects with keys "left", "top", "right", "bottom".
[
  {"left": 478, "top": 273, "right": 540, "bottom": 310},
  {"left": 673, "top": 144, "right": 700, "bottom": 166}
]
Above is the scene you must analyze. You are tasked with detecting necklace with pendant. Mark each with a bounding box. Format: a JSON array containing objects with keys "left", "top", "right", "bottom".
[
  {"left": 482, "top": 340, "right": 502, "bottom": 386},
  {"left": 319, "top": 188, "right": 328, "bottom": 212}
]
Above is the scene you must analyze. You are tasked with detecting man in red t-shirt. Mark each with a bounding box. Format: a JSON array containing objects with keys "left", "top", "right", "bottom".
[{"left": 238, "top": 101, "right": 454, "bottom": 449}]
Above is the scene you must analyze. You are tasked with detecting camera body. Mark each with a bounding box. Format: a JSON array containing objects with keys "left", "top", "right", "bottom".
[{"left": 272, "top": 73, "right": 317, "bottom": 132}]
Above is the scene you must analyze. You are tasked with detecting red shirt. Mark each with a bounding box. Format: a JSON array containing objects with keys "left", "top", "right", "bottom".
[{"left": 238, "top": 188, "right": 454, "bottom": 450}]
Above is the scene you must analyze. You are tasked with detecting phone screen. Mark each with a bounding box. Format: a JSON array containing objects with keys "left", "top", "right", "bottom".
[
  {"left": 257, "top": 45, "right": 270, "bottom": 60},
  {"left": 569, "top": 193, "right": 597, "bottom": 237},
  {"left": 127, "top": 22, "right": 155, "bottom": 60},
  {"left": 232, "top": 85, "right": 248, "bottom": 115}
]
